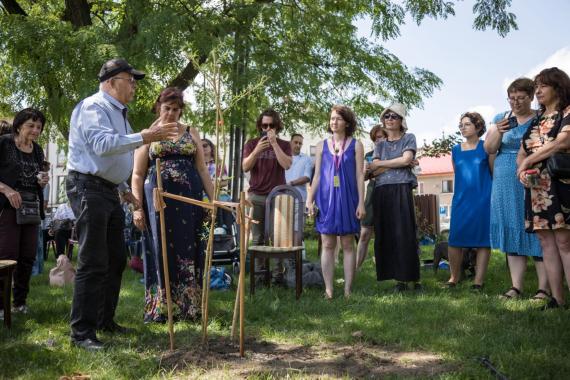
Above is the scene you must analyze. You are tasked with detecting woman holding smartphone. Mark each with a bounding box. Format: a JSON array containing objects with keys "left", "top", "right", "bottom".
[{"left": 484, "top": 78, "right": 548, "bottom": 300}]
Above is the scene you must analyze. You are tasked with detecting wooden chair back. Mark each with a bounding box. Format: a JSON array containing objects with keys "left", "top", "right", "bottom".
[{"left": 264, "top": 185, "right": 304, "bottom": 248}]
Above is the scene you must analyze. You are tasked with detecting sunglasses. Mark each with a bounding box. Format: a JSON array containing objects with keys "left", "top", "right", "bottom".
[
  {"left": 383, "top": 113, "right": 402, "bottom": 120},
  {"left": 261, "top": 123, "right": 274, "bottom": 129},
  {"left": 202, "top": 144, "right": 209, "bottom": 148}
]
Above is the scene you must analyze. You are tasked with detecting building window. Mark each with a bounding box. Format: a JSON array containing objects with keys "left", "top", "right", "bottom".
[
  {"left": 442, "top": 180, "right": 453, "bottom": 193},
  {"left": 417, "top": 182, "right": 424, "bottom": 195}
]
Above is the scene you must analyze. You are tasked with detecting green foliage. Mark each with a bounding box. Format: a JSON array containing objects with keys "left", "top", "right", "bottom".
[
  {"left": 0, "top": 0, "right": 518, "bottom": 144},
  {"left": 420, "top": 131, "right": 462, "bottom": 157}
]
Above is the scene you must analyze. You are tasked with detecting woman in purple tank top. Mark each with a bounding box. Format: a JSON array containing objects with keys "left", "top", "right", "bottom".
[{"left": 306, "top": 105, "right": 365, "bottom": 299}]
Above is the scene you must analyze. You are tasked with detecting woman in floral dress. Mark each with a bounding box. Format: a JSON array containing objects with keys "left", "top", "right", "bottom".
[
  {"left": 132, "top": 87, "right": 213, "bottom": 322},
  {"left": 517, "top": 68, "right": 570, "bottom": 309}
]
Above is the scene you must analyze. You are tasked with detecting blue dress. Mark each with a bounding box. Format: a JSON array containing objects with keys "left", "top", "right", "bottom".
[
  {"left": 142, "top": 131, "right": 206, "bottom": 323},
  {"left": 448, "top": 141, "right": 492, "bottom": 247},
  {"left": 490, "top": 112, "right": 541, "bottom": 256},
  {"left": 315, "top": 138, "right": 359, "bottom": 235}
]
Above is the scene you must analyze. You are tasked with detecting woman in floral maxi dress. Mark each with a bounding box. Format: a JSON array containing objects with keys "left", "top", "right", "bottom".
[
  {"left": 517, "top": 68, "right": 570, "bottom": 309},
  {"left": 132, "top": 88, "right": 213, "bottom": 322}
]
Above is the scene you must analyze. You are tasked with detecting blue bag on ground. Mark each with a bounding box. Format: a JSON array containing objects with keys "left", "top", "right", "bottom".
[{"left": 210, "top": 266, "right": 232, "bottom": 290}]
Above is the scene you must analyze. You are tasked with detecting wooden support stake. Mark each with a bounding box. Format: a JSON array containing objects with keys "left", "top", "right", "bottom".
[
  {"left": 201, "top": 203, "right": 217, "bottom": 343},
  {"left": 231, "top": 201, "right": 252, "bottom": 341},
  {"left": 239, "top": 191, "right": 247, "bottom": 357},
  {"left": 156, "top": 159, "right": 175, "bottom": 351}
]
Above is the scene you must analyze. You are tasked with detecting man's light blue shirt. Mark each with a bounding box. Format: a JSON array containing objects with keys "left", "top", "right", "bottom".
[
  {"left": 285, "top": 152, "right": 313, "bottom": 201},
  {"left": 67, "top": 90, "right": 143, "bottom": 189}
]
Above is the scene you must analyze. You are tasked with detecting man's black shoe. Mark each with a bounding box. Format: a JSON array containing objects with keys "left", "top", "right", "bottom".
[
  {"left": 99, "top": 321, "right": 130, "bottom": 334},
  {"left": 71, "top": 338, "right": 104, "bottom": 351}
]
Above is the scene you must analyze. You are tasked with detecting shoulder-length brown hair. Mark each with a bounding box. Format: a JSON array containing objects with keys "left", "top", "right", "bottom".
[
  {"left": 534, "top": 67, "right": 570, "bottom": 113},
  {"left": 328, "top": 104, "right": 357, "bottom": 136},
  {"left": 460, "top": 112, "right": 486, "bottom": 137}
]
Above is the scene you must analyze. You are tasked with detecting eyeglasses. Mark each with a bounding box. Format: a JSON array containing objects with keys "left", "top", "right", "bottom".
[
  {"left": 112, "top": 77, "right": 136, "bottom": 84},
  {"left": 383, "top": 113, "right": 402, "bottom": 120},
  {"left": 458, "top": 123, "right": 473, "bottom": 129},
  {"left": 261, "top": 123, "right": 274, "bottom": 129},
  {"left": 507, "top": 96, "right": 529, "bottom": 104}
]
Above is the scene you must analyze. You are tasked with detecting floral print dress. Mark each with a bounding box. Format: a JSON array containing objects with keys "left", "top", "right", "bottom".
[
  {"left": 142, "top": 131, "right": 206, "bottom": 323},
  {"left": 522, "top": 108, "right": 570, "bottom": 232}
]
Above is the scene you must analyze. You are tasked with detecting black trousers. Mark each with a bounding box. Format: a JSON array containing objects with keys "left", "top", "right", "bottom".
[
  {"left": 0, "top": 207, "right": 38, "bottom": 309},
  {"left": 66, "top": 174, "right": 126, "bottom": 341},
  {"left": 54, "top": 229, "right": 72, "bottom": 258}
]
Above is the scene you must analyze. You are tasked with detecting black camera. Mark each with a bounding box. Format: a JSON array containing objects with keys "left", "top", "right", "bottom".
[{"left": 506, "top": 115, "right": 518, "bottom": 130}]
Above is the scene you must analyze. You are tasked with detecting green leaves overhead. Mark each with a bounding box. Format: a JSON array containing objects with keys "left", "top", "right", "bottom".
[{"left": 0, "top": 0, "right": 517, "bottom": 141}]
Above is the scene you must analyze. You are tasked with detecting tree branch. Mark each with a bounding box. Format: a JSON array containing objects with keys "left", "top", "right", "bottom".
[
  {"left": 1, "top": 0, "right": 27, "bottom": 15},
  {"left": 168, "top": 54, "right": 208, "bottom": 90},
  {"left": 62, "top": 0, "right": 92, "bottom": 29}
]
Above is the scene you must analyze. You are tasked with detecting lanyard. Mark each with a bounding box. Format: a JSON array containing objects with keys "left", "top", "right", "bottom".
[{"left": 332, "top": 137, "right": 347, "bottom": 172}]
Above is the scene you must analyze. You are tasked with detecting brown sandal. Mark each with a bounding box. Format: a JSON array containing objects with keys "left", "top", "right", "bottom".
[
  {"left": 531, "top": 289, "right": 551, "bottom": 300},
  {"left": 500, "top": 286, "right": 521, "bottom": 299}
]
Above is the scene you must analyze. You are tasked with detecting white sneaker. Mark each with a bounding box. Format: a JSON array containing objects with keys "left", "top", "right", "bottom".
[{"left": 12, "top": 305, "right": 29, "bottom": 314}]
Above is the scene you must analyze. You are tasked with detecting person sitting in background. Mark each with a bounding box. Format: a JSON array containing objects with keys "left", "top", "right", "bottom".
[
  {"left": 484, "top": 78, "right": 548, "bottom": 300},
  {"left": 446, "top": 112, "right": 492, "bottom": 290},
  {"left": 49, "top": 202, "right": 75, "bottom": 259}
]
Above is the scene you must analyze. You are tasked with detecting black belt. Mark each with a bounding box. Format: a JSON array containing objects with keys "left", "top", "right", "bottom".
[{"left": 69, "top": 170, "right": 118, "bottom": 190}]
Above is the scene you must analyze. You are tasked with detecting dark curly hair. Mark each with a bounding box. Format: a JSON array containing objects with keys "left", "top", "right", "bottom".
[
  {"left": 153, "top": 87, "right": 185, "bottom": 114},
  {"left": 507, "top": 77, "right": 535, "bottom": 98},
  {"left": 13, "top": 108, "right": 46, "bottom": 135},
  {"left": 534, "top": 67, "right": 570, "bottom": 113},
  {"left": 255, "top": 109, "right": 283, "bottom": 134},
  {"left": 0, "top": 120, "right": 12, "bottom": 136},
  {"left": 328, "top": 104, "right": 357, "bottom": 136},
  {"left": 460, "top": 112, "right": 486, "bottom": 137}
]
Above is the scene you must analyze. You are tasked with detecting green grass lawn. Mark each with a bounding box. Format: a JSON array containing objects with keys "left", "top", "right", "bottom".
[{"left": 1, "top": 241, "right": 568, "bottom": 379}]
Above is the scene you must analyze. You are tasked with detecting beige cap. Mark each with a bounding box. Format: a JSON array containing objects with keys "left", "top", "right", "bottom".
[{"left": 380, "top": 103, "right": 408, "bottom": 132}]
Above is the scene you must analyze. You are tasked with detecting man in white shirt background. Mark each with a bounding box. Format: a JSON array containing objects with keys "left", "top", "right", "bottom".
[{"left": 285, "top": 133, "right": 313, "bottom": 202}]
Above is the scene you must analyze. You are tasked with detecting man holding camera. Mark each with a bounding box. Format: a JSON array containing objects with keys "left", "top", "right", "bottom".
[
  {"left": 242, "top": 109, "right": 292, "bottom": 249},
  {"left": 66, "top": 58, "right": 178, "bottom": 351}
]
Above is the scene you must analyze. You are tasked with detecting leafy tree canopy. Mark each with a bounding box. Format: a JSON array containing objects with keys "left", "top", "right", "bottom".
[{"left": 0, "top": 0, "right": 517, "bottom": 144}]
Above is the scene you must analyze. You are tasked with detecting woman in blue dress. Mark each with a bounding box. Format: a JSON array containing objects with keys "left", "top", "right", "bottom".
[
  {"left": 484, "top": 78, "right": 548, "bottom": 300},
  {"left": 447, "top": 112, "right": 492, "bottom": 290},
  {"left": 306, "top": 105, "right": 365, "bottom": 299},
  {"left": 131, "top": 87, "right": 213, "bottom": 322}
]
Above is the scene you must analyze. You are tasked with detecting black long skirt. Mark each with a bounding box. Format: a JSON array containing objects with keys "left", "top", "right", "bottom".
[{"left": 373, "top": 183, "right": 420, "bottom": 282}]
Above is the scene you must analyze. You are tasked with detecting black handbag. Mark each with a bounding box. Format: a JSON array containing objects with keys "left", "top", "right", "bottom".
[
  {"left": 545, "top": 112, "right": 570, "bottom": 179},
  {"left": 16, "top": 191, "right": 41, "bottom": 225},
  {"left": 547, "top": 153, "right": 570, "bottom": 179}
]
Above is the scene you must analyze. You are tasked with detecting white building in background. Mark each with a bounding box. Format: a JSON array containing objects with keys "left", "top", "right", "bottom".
[{"left": 44, "top": 141, "right": 68, "bottom": 206}]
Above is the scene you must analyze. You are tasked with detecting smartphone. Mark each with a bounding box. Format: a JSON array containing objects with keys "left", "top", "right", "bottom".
[
  {"left": 506, "top": 116, "right": 518, "bottom": 130},
  {"left": 260, "top": 131, "right": 267, "bottom": 138}
]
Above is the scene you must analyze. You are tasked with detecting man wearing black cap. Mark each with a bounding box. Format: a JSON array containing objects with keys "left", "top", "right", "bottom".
[{"left": 66, "top": 58, "right": 177, "bottom": 351}]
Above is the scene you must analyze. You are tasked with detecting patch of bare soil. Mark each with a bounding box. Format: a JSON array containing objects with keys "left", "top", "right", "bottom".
[{"left": 161, "top": 337, "right": 455, "bottom": 379}]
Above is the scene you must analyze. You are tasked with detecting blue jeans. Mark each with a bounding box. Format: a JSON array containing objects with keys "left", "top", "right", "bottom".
[{"left": 31, "top": 228, "right": 44, "bottom": 275}]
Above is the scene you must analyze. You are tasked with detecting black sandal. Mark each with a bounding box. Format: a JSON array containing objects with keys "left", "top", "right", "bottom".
[
  {"left": 531, "top": 289, "right": 551, "bottom": 300},
  {"left": 443, "top": 281, "right": 457, "bottom": 289},
  {"left": 500, "top": 286, "right": 521, "bottom": 299}
]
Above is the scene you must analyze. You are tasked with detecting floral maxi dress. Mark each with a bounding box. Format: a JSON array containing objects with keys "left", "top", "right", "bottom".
[
  {"left": 142, "top": 131, "right": 206, "bottom": 323},
  {"left": 522, "top": 109, "right": 570, "bottom": 232}
]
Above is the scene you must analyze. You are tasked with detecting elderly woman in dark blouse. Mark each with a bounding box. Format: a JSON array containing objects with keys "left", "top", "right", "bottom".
[{"left": 0, "top": 108, "right": 49, "bottom": 317}]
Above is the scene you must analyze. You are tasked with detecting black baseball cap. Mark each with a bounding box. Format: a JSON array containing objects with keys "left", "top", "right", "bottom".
[{"left": 98, "top": 58, "right": 145, "bottom": 82}]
